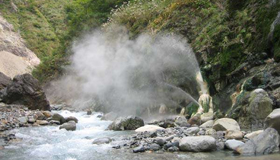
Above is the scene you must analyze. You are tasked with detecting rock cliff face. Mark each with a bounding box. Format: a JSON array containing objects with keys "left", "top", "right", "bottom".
[{"left": 0, "top": 15, "right": 40, "bottom": 78}]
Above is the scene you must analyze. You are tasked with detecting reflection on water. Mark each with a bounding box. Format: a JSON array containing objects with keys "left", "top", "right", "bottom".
[{"left": 0, "top": 110, "right": 279, "bottom": 160}]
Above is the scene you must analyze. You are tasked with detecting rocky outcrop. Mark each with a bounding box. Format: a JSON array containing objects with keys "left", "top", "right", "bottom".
[
  {"left": 107, "top": 116, "right": 144, "bottom": 131},
  {"left": 213, "top": 118, "right": 240, "bottom": 131},
  {"left": 0, "top": 74, "right": 50, "bottom": 110},
  {"left": 0, "top": 15, "right": 40, "bottom": 78},
  {"left": 179, "top": 136, "right": 216, "bottom": 152},
  {"left": 265, "top": 108, "right": 280, "bottom": 134},
  {"left": 0, "top": 72, "right": 11, "bottom": 90},
  {"left": 235, "top": 128, "right": 279, "bottom": 156}
]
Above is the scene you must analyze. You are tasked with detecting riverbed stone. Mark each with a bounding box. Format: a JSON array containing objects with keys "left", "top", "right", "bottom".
[
  {"left": 17, "top": 117, "right": 27, "bottom": 124},
  {"left": 92, "top": 137, "right": 112, "bottom": 145},
  {"left": 265, "top": 108, "right": 280, "bottom": 134},
  {"left": 42, "top": 111, "right": 53, "bottom": 118},
  {"left": 200, "top": 120, "right": 214, "bottom": 128},
  {"left": 213, "top": 118, "right": 240, "bottom": 131},
  {"left": 149, "top": 143, "right": 161, "bottom": 151},
  {"left": 36, "top": 120, "right": 49, "bottom": 125},
  {"left": 201, "top": 112, "right": 214, "bottom": 123},
  {"left": 225, "top": 139, "right": 244, "bottom": 150},
  {"left": 65, "top": 116, "right": 78, "bottom": 123},
  {"left": 59, "top": 121, "right": 76, "bottom": 131},
  {"left": 174, "top": 116, "right": 189, "bottom": 127},
  {"left": 179, "top": 136, "right": 216, "bottom": 152},
  {"left": 135, "top": 125, "right": 164, "bottom": 133},
  {"left": 184, "top": 127, "right": 200, "bottom": 136},
  {"left": 35, "top": 111, "right": 45, "bottom": 120},
  {"left": 108, "top": 116, "right": 144, "bottom": 131},
  {"left": 235, "top": 128, "right": 280, "bottom": 155},
  {"left": 133, "top": 145, "right": 145, "bottom": 153},
  {"left": 50, "top": 113, "right": 65, "bottom": 124},
  {"left": 225, "top": 130, "right": 243, "bottom": 139},
  {"left": 244, "top": 130, "right": 263, "bottom": 139}
]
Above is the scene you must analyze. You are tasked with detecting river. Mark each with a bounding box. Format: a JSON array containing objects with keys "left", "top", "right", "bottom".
[{"left": 0, "top": 110, "right": 279, "bottom": 160}]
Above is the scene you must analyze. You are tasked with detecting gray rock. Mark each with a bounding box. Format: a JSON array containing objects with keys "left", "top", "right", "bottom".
[
  {"left": 235, "top": 128, "right": 280, "bottom": 155},
  {"left": 28, "top": 116, "right": 36, "bottom": 123},
  {"left": 0, "top": 72, "right": 11, "bottom": 90},
  {"left": 0, "top": 74, "right": 50, "bottom": 110},
  {"left": 17, "top": 117, "right": 27, "bottom": 124},
  {"left": 200, "top": 120, "right": 214, "bottom": 128},
  {"left": 107, "top": 116, "right": 144, "bottom": 131},
  {"left": 213, "top": 118, "right": 240, "bottom": 131},
  {"left": 65, "top": 116, "right": 78, "bottom": 123},
  {"left": 149, "top": 143, "right": 161, "bottom": 151},
  {"left": 35, "top": 111, "right": 45, "bottom": 120},
  {"left": 175, "top": 116, "right": 189, "bottom": 127},
  {"left": 216, "top": 141, "right": 225, "bottom": 150},
  {"left": 225, "top": 139, "right": 244, "bottom": 150},
  {"left": 92, "top": 137, "right": 112, "bottom": 145},
  {"left": 167, "top": 146, "right": 179, "bottom": 152},
  {"left": 59, "top": 121, "right": 76, "bottom": 131},
  {"left": 155, "top": 137, "right": 166, "bottom": 146},
  {"left": 179, "top": 136, "right": 216, "bottom": 152},
  {"left": 133, "top": 145, "right": 145, "bottom": 153},
  {"left": 49, "top": 120, "right": 60, "bottom": 125},
  {"left": 184, "top": 127, "right": 200, "bottom": 136},
  {"left": 265, "top": 108, "right": 280, "bottom": 134},
  {"left": 50, "top": 113, "right": 65, "bottom": 124},
  {"left": 87, "top": 110, "right": 92, "bottom": 115},
  {"left": 36, "top": 120, "right": 49, "bottom": 125}
]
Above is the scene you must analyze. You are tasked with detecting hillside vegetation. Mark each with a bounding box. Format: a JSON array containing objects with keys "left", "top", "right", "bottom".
[{"left": 1, "top": 0, "right": 280, "bottom": 83}]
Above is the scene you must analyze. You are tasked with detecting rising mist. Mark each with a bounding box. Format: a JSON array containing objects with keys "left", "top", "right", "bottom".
[{"left": 46, "top": 27, "right": 202, "bottom": 116}]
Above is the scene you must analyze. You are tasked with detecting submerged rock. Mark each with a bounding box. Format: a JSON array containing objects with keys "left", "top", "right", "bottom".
[
  {"left": 213, "top": 118, "right": 240, "bottom": 131},
  {"left": 92, "top": 137, "right": 112, "bottom": 145},
  {"left": 235, "top": 128, "right": 279, "bottom": 155},
  {"left": 179, "top": 136, "right": 216, "bottom": 152},
  {"left": 59, "top": 121, "right": 76, "bottom": 131},
  {"left": 107, "top": 116, "right": 144, "bottom": 131},
  {"left": 0, "top": 74, "right": 50, "bottom": 110}
]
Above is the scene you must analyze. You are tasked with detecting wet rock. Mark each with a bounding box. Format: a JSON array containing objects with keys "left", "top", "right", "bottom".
[
  {"left": 200, "top": 120, "right": 214, "bottom": 128},
  {"left": 167, "top": 146, "right": 179, "bottom": 152},
  {"left": 135, "top": 125, "right": 164, "bottom": 133},
  {"left": 154, "top": 137, "right": 166, "bottom": 146},
  {"left": 235, "top": 128, "right": 279, "bottom": 155},
  {"left": 36, "top": 120, "right": 49, "bottom": 125},
  {"left": 149, "top": 143, "right": 161, "bottom": 151},
  {"left": 42, "top": 111, "right": 53, "bottom": 118},
  {"left": 87, "top": 110, "right": 92, "bottom": 115},
  {"left": 179, "top": 136, "right": 216, "bottom": 152},
  {"left": 225, "top": 130, "right": 243, "bottom": 140},
  {"left": 92, "top": 137, "right": 112, "bottom": 145},
  {"left": 184, "top": 127, "right": 199, "bottom": 136},
  {"left": 225, "top": 139, "right": 244, "bottom": 150},
  {"left": 108, "top": 116, "right": 144, "bottom": 131},
  {"left": 0, "top": 72, "right": 12, "bottom": 90},
  {"left": 216, "top": 141, "right": 225, "bottom": 150},
  {"left": 244, "top": 130, "right": 263, "bottom": 140},
  {"left": 133, "top": 145, "right": 146, "bottom": 153},
  {"left": 65, "top": 116, "right": 78, "bottom": 123},
  {"left": 50, "top": 113, "right": 65, "bottom": 124},
  {"left": 265, "top": 108, "right": 280, "bottom": 134},
  {"left": 49, "top": 120, "right": 60, "bottom": 125},
  {"left": 59, "top": 121, "right": 76, "bottom": 131},
  {"left": 27, "top": 116, "right": 36, "bottom": 123},
  {"left": 213, "top": 118, "right": 240, "bottom": 131},
  {"left": 0, "top": 74, "right": 50, "bottom": 110}
]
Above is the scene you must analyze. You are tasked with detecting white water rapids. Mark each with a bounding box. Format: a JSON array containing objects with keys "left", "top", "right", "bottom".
[{"left": 1, "top": 110, "right": 280, "bottom": 160}]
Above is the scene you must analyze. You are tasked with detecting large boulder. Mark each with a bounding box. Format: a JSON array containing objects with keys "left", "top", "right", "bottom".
[
  {"left": 244, "top": 130, "right": 263, "bottom": 140},
  {"left": 0, "top": 72, "right": 11, "bottom": 90},
  {"left": 235, "top": 128, "right": 279, "bottom": 156},
  {"left": 0, "top": 74, "right": 50, "bottom": 110},
  {"left": 107, "top": 116, "right": 144, "bottom": 131},
  {"left": 213, "top": 118, "right": 240, "bottom": 131},
  {"left": 179, "top": 136, "right": 216, "bottom": 152},
  {"left": 265, "top": 108, "right": 280, "bottom": 134}
]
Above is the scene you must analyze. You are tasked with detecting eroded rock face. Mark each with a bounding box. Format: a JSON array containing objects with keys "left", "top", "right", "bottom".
[
  {"left": 235, "top": 128, "right": 280, "bottom": 156},
  {"left": 213, "top": 118, "right": 240, "bottom": 131},
  {"left": 0, "top": 16, "right": 40, "bottom": 78},
  {"left": 107, "top": 116, "right": 144, "bottom": 131},
  {"left": 179, "top": 136, "right": 216, "bottom": 152},
  {"left": 0, "top": 74, "right": 50, "bottom": 110},
  {"left": 0, "top": 72, "right": 11, "bottom": 90}
]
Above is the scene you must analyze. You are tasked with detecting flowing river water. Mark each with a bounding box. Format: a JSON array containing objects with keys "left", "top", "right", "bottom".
[{"left": 1, "top": 110, "right": 280, "bottom": 160}]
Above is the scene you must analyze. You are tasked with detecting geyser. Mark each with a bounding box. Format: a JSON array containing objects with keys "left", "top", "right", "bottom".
[{"left": 47, "top": 27, "right": 208, "bottom": 116}]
